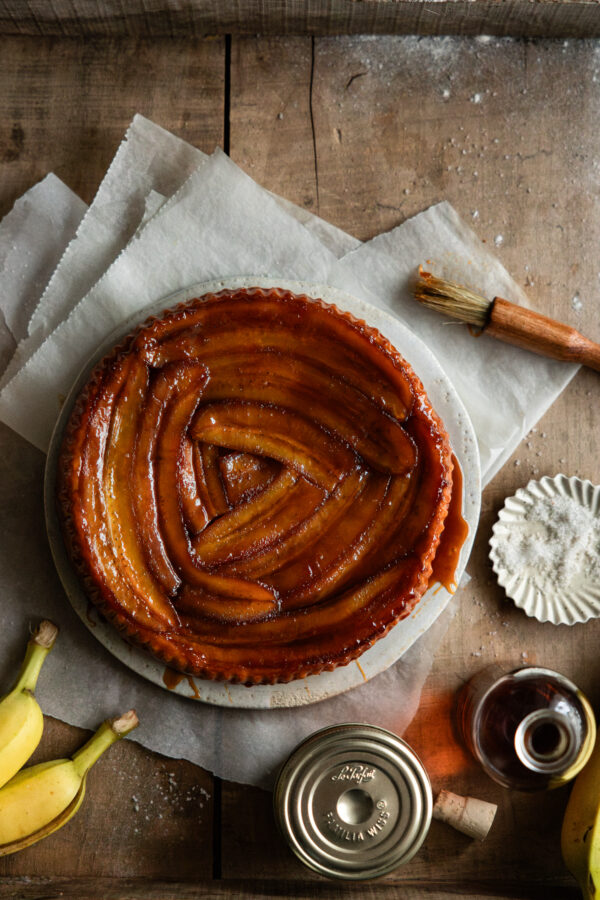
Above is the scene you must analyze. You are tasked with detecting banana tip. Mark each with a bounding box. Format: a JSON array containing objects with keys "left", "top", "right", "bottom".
[
  {"left": 33, "top": 620, "right": 59, "bottom": 649},
  {"left": 110, "top": 709, "right": 139, "bottom": 735}
]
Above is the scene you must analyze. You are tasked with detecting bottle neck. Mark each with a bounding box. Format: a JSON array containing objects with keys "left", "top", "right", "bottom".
[{"left": 514, "top": 709, "right": 578, "bottom": 775}]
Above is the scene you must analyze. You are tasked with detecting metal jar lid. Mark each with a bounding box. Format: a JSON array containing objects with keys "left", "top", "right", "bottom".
[{"left": 274, "top": 723, "right": 432, "bottom": 880}]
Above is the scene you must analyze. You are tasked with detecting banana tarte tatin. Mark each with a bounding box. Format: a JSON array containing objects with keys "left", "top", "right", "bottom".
[{"left": 57, "top": 287, "right": 454, "bottom": 684}]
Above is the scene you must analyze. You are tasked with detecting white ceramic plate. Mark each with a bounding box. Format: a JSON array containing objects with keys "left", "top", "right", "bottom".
[
  {"left": 45, "top": 276, "right": 481, "bottom": 708},
  {"left": 489, "top": 474, "right": 600, "bottom": 625}
]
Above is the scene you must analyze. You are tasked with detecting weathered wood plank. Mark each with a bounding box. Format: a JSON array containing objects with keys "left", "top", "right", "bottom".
[
  {"left": 1, "top": 0, "right": 600, "bottom": 39},
  {"left": 0, "top": 421, "right": 216, "bottom": 878},
  {"left": 229, "top": 36, "right": 317, "bottom": 215},
  {"left": 224, "top": 33, "right": 600, "bottom": 890},
  {"left": 0, "top": 36, "right": 224, "bottom": 882},
  {"left": 0, "top": 29, "right": 598, "bottom": 894},
  {"left": 0, "top": 714, "right": 214, "bottom": 879},
  {"left": 0, "top": 36, "right": 225, "bottom": 219},
  {"left": 0, "top": 875, "right": 583, "bottom": 899}
]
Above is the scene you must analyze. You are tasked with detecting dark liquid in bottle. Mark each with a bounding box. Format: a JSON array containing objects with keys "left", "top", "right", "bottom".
[{"left": 457, "top": 665, "right": 595, "bottom": 791}]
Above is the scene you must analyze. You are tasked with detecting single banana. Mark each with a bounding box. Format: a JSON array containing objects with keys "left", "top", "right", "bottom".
[
  {"left": 561, "top": 729, "right": 600, "bottom": 899},
  {"left": 0, "top": 620, "right": 58, "bottom": 789},
  {"left": 0, "top": 709, "right": 138, "bottom": 854}
]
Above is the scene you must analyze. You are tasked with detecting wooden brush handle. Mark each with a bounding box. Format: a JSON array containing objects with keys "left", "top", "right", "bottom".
[{"left": 488, "top": 298, "right": 600, "bottom": 371}]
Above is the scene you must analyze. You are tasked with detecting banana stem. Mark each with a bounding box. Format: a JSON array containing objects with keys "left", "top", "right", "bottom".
[
  {"left": 72, "top": 710, "right": 139, "bottom": 778},
  {"left": 13, "top": 621, "right": 59, "bottom": 694}
]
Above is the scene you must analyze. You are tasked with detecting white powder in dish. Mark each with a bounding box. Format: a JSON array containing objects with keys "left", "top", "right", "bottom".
[{"left": 494, "top": 494, "right": 600, "bottom": 592}]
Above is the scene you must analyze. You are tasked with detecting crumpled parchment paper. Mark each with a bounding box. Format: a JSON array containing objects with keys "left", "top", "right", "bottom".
[{"left": 0, "top": 116, "right": 576, "bottom": 787}]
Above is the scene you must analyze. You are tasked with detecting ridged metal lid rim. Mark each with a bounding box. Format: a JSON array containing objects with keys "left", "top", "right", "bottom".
[{"left": 274, "top": 723, "right": 432, "bottom": 881}]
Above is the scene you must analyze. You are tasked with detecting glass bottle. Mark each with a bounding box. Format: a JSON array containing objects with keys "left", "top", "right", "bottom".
[{"left": 456, "top": 665, "right": 596, "bottom": 791}]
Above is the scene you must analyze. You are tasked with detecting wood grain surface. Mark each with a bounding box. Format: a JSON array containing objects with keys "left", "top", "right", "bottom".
[
  {"left": 0, "top": 36, "right": 224, "bottom": 219},
  {"left": 0, "top": 31, "right": 599, "bottom": 899},
  {"left": 0, "top": 878, "right": 580, "bottom": 899},
  {"left": 227, "top": 33, "right": 600, "bottom": 896},
  {"left": 1, "top": 0, "right": 600, "bottom": 39}
]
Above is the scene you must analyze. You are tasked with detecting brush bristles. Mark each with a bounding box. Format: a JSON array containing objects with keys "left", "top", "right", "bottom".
[{"left": 415, "top": 270, "right": 491, "bottom": 328}]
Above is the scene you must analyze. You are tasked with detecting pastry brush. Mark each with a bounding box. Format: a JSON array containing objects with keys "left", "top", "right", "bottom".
[{"left": 414, "top": 268, "right": 600, "bottom": 372}]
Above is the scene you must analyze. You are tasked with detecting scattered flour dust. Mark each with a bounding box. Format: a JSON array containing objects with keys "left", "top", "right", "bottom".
[
  {"left": 128, "top": 769, "right": 211, "bottom": 836},
  {"left": 494, "top": 493, "right": 600, "bottom": 593}
]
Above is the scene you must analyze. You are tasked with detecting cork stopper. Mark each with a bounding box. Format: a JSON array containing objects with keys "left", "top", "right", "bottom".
[{"left": 432, "top": 790, "right": 497, "bottom": 841}]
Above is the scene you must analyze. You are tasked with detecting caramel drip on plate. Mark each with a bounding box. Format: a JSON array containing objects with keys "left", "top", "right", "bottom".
[
  {"left": 162, "top": 668, "right": 185, "bottom": 690},
  {"left": 162, "top": 668, "right": 202, "bottom": 699},
  {"left": 430, "top": 454, "right": 469, "bottom": 593},
  {"left": 186, "top": 676, "right": 201, "bottom": 699}
]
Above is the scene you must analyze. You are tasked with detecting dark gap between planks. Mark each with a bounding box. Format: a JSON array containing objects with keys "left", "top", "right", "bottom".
[
  {"left": 212, "top": 774, "right": 223, "bottom": 879},
  {"left": 224, "top": 34, "right": 231, "bottom": 155}
]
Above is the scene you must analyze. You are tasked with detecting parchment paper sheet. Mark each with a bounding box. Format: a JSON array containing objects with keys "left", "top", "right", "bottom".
[
  {"left": 0, "top": 117, "right": 577, "bottom": 787},
  {"left": 0, "top": 174, "right": 86, "bottom": 376}
]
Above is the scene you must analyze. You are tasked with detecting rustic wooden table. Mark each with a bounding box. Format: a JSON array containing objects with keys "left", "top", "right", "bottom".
[{"left": 0, "top": 32, "right": 598, "bottom": 900}]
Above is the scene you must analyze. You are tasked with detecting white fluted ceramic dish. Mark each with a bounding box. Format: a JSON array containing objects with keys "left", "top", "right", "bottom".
[{"left": 489, "top": 474, "right": 600, "bottom": 625}]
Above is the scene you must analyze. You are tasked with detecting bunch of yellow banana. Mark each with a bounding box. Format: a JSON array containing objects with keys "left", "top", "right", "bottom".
[
  {"left": 0, "top": 709, "right": 139, "bottom": 855},
  {"left": 562, "top": 730, "right": 600, "bottom": 900},
  {"left": 0, "top": 622, "right": 139, "bottom": 855},
  {"left": 0, "top": 620, "right": 58, "bottom": 787}
]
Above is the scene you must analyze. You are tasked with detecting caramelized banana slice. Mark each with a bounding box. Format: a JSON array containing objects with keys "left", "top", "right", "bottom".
[
  {"left": 218, "top": 452, "right": 280, "bottom": 506},
  {"left": 177, "top": 586, "right": 277, "bottom": 624},
  {"left": 280, "top": 472, "right": 412, "bottom": 608},
  {"left": 190, "top": 402, "right": 356, "bottom": 491},
  {"left": 176, "top": 555, "right": 422, "bottom": 647},
  {"left": 192, "top": 469, "right": 296, "bottom": 562},
  {"left": 154, "top": 376, "right": 276, "bottom": 605},
  {"left": 193, "top": 443, "right": 229, "bottom": 518},
  {"left": 269, "top": 471, "right": 389, "bottom": 600},
  {"left": 104, "top": 358, "right": 169, "bottom": 607},
  {"left": 194, "top": 475, "right": 323, "bottom": 567},
  {"left": 155, "top": 331, "right": 410, "bottom": 422},
  {"left": 79, "top": 357, "right": 179, "bottom": 629},
  {"left": 179, "top": 439, "right": 210, "bottom": 535},
  {"left": 144, "top": 290, "right": 415, "bottom": 420},
  {"left": 199, "top": 354, "right": 416, "bottom": 473},
  {"left": 221, "top": 465, "right": 367, "bottom": 579},
  {"left": 131, "top": 363, "right": 200, "bottom": 595}
]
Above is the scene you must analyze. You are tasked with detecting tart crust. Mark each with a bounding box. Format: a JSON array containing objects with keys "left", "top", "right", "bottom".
[{"left": 57, "top": 287, "right": 453, "bottom": 684}]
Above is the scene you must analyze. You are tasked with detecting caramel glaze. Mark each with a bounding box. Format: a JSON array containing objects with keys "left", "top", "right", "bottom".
[
  {"left": 163, "top": 668, "right": 184, "bottom": 690},
  {"left": 162, "top": 668, "right": 202, "bottom": 699},
  {"left": 429, "top": 454, "right": 468, "bottom": 593},
  {"left": 57, "top": 288, "right": 458, "bottom": 685}
]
